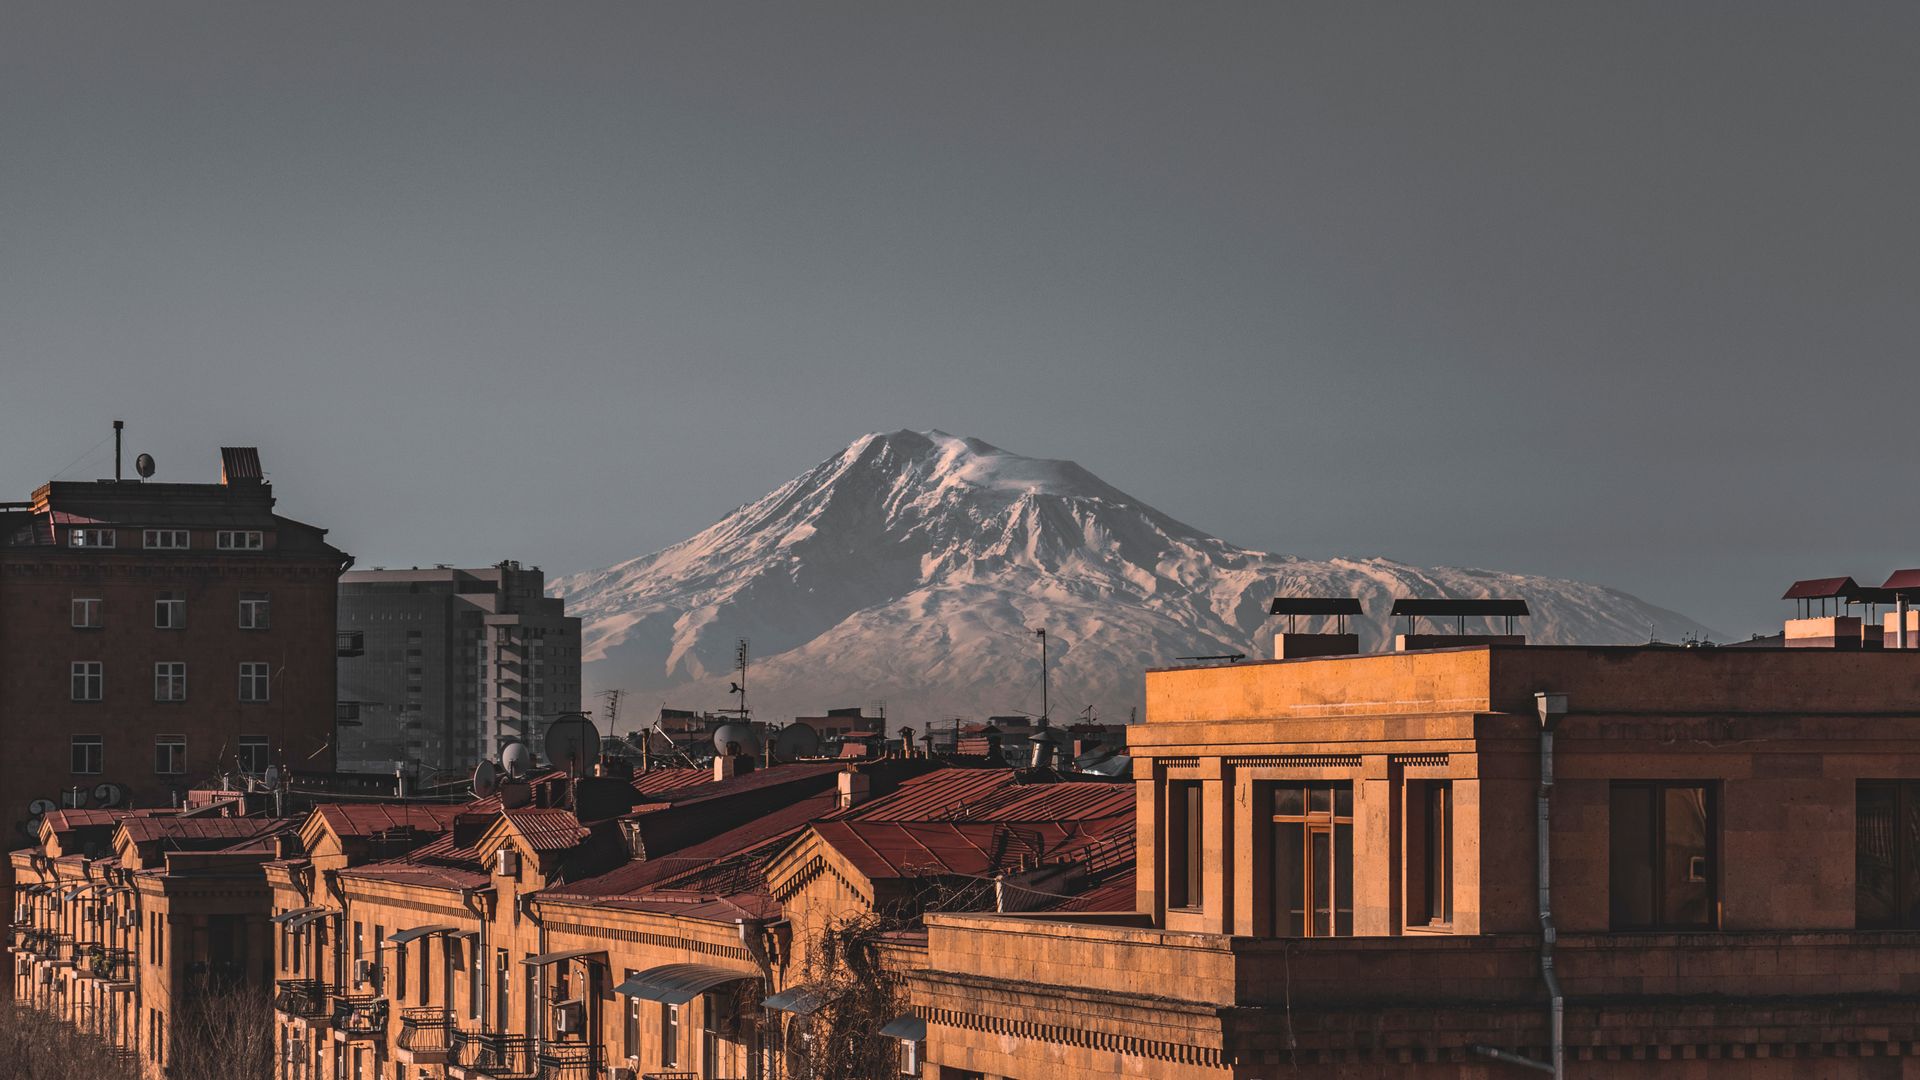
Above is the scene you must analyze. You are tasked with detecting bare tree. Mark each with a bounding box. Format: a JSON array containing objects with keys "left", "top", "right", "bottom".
[{"left": 167, "top": 980, "right": 277, "bottom": 1080}]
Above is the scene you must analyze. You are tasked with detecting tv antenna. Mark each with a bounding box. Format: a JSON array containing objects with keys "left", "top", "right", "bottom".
[
  {"left": 1032, "top": 627, "right": 1049, "bottom": 722},
  {"left": 598, "top": 688, "right": 627, "bottom": 735},
  {"left": 723, "top": 638, "right": 750, "bottom": 717}
]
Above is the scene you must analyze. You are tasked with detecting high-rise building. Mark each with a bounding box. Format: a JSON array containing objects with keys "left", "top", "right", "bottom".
[{"left": 335, "top": 562, "right": 581, "bottom": 775}]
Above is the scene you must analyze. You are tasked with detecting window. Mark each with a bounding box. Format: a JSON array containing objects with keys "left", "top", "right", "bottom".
[
  {"left": 154, "top": 591, "right": 185, "bottom": 629},
  {"left": 154, "top": 662, "right": 187, "bottom": 702},
  {"left": 395, "top": 938, "right": 407, "bottom": 999},
  {"left": 352, "top": 923, "right": 364, "bottom": 985},
  {"left": 143, "top": 529, "right": 189, "bottom": 549},
  {"left": 467, "top": 939, "right": 481, "bottom": 1021},
  {"left": 898, "top": 1037, "right": 921, "bottom": 1076},
  {"left": 661, "top": 1003, "right": 679, "bottom": 1068},
  {"left": 1609, "top": 781, "right": 1716, "bottom": 930},
  {"left": 216, "top": 530, "right": 263, "bottom": 550},
  {"left": 71, "top": 661, "right": 103, "bottom": 701},
  {"left": 1271, "top": 782, "right": 1354, "bottom": 937},
  {"left": 623, "top": 970, "right": 641, "bottom": 1060},
  {"left": 69, "top": 527, "right": 115, "bottom": 548},
  {"left": 240, "top": 662, "right": 271, "bottom": 702},
  {"left": 493, "top": 949, "right": 509, "bottom": 1030},
  {"left": 337, "top": 701, "right": 361, "bottom": 722},
  {"left": 1166, "top": 781, "right": 1205, "bottom": 909},
  {"left": 1406, "top": 781, "right": 1452, "bottom": 927},
  {"left": 239, "top": 592, "right": 271, "bottom": 629},
  {"left": 1857, "top": 781, "right": 1920, "bottom": 929},
  {"left": 154, "top": 735, "right": 186, "bottom": 775},
  {"left": 337, "top": 630, "right": 365, "bottom": 658},
  {"left": 71, "top": 597, "right": 102, "bottom": 629},
  {"left": 238, "top": 736, "right": 270, "bottom": 775},
  {"left": 71, "top": 735, "right": 102, "bottom": 775}
]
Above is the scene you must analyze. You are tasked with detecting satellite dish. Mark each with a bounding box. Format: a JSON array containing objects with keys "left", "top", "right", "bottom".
[
  {"left": 713, "top": 721, "right": 763, "bottom": 758},
  {"left": 92, "top": 783, "right": 126, "bottom": 808},
  {"left": 28, "top": 798, "right": 58, "bottom": 817},
  {"left": 472, "top": 759, "right": 500, "bottom": 799},
  {"left": 134, "top": 453, "right": 156, "bottom": 479},
  {"left": 262, "top": 766, "right": 284, "bottom": 791},
  {"left": 542, "top": 714, "right": 600, "bottom": 773},
  {"left": 500, "top": 741, "right": 531, "bottom": 780},
  {"left": 771, "top": 725, "right": 820, "bottom": 762}
]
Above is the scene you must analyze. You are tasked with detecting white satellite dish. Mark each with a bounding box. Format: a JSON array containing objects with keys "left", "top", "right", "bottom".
[
  {"left": 543, "top": 714, "right": 601, "bottom": 773},
  {"left": 472, "top": 759, "right": 500, "bottom": 799},
  {"left": 500, "top": 741, "right": 531, "bottom": 780}
]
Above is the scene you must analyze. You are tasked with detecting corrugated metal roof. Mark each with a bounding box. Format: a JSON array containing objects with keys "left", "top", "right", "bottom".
[
  {"left": 219, "top": 447, "right": 263, "bottom": 483},
  {"left": 1882, "top": 569, "right": 1920, "bottom": 593},
  {"left": 315, "top": 803, "right": 464, "bottom": 839},
  {"left": 1783, "top": 577, "right": 1858, "bottom": 600},
  {"left": 502, "top": 808, "right": 589, "bottom": 852},
  {"left": 119, "top": 817, "right": 275, "bottom": 845}
]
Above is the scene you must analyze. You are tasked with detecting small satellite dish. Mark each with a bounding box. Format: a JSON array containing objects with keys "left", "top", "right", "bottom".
[
  {"left": 92, "top": 783, "right": 126, "bottom": 808},
  {"left": 134, "top": 453, "right": 156, "bottom": 479},
  {"left": 713, "top": 721, "right": 763, "bottom": 758},
  {"left": 500, "top": 741, "right": 531, "bottom": 780},
  {"left": 472, "top": 759, "right": 500, "bottom": 799},
  {"left": 262, "top": 766, "right": 284, "bottom": 791},
  {"left": 771, "top": 724, "right": 820, "bottom": 762},
  {"left": 28, "top": 798, "right": 58, "bottom": 817},
  {"left": 542, "top": 713, "right": 600, "bottom": 773}
]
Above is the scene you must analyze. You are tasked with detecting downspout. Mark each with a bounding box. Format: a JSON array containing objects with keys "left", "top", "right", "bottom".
[
  {"left": 1536, "top": 691, "right": 1567, "bottom": 1080},
  {"left": 1472, "top": 690, "right": 1566, "bottom": 1079}
]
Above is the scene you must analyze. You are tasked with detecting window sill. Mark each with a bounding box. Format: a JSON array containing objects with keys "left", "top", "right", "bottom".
[{"left": 1403, "top": 922, "right": 1454, "bottom": 935}]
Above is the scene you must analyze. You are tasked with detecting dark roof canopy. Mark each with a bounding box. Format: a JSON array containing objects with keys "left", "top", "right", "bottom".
[
  {"left": 387, "top": 925, "right": 458, "bottom": 946},
  {"left": 615, "top": 964, "right": 757, "bottom": 1005},
  {"left": 521, "top": 948, "right": 607, "bottom": 968},
  {"left": 763, "top": 984, "right": 836, "bottom": 1016},
  {"left": 1783, "top": 577, "right": 1858, "bottom": 600},
  {"left": 269, "top": 906, "right": 325, "bottom": 925},
  {"left": 1882, "top": 569, "right": 1920, "bottom": 593},
  {"left": 1389, "top": 598, "right": 1530, "bottom": 618},
  {"left": 1269, "top": 597, "right": 1363, "bottom": 616},
  {"left": 880, "top": 1015, "right": 928, "bottom": 1041}
]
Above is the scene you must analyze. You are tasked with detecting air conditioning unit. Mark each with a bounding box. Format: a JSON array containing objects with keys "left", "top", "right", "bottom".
[
  {"left": 37, "top": 967, "right": 52, "bottom": 985},
  {"left": 354, "top": 958, "right": 378, "bottom": 985},
  {"left": 496, "top": 849, "right": 520, "bottom": 876},
  {"left": 553, "top": 1001, "right": 585, "bottom": 1035},
  {"left": 120, "top": 911, "right": 137, "bottom": 929},
  {"left": 605, "top": 1068, "right": 636, "bottom": 1080}
]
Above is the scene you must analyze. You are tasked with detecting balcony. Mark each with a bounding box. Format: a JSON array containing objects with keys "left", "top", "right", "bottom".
[
  {"left": 535, "top": 1041, "right": 602, "bottom": 1080},
  {"left": 86, "top": 946, "right": 131, "bottom": 982},
  {"left": 449, "top": 1031, "right": 538, "bottom": 1080},
  {"left": 274, "top": 979, "right": 331, "bottom": 1024},
  {"left": 15, "top": 928, "right": 53, "bottom": 957},
  {"left": 396, "top": 1007, "right": 453, "bottom": 1065},
  {"left": 330, "top": 994, "right": 388, "bottom": 1039},
  {"left": 47, "top": 934, "right": 75, "bottom": 966}
]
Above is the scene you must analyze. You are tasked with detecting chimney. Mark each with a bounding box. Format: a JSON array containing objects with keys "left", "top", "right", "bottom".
[
  {"left": 714, "top": 754, "right": 739, "bottom": 782},
  {"left": 837, "top": 770, "right": 870, "bottom": 809}
]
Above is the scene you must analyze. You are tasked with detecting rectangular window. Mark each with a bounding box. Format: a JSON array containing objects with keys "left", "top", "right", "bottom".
[
  {"left": 494, "top": 949, "right": 509, "bottom": 1031},
  {"left": 154, "top": 662, "right": 186, "bottom": 702},
  {"left": 240, "top": 662, "right": 271, "bottom": 702},
  {"left": 71, "top": 661, "right": 103, "bottom": 701},
  {"left": 1271, "top": 782, "right": 1354, "bottom": 937},
  {"left": 352, "top": 923, "right": 364, "bottom": 985},
  {"left": 623, "top": 969, "right": 640, "bottom": 1059},
  {"left": 143, "top": 529, "right": 190, "bottom": 549},
  {"left": 71, "top": 597, "right": 102, "bottom": 629},
  {"left": 661, "top": 1003, "right": 679, "bottom": 1068},
  {"left": 216, "top": 530, "right": 264, "bottom": 550},
  {"left": 1166, "top": 780, "right": 1204, "bottom": 909},
  {"left": 237, "top": 736, "right": 270, "bottom": 775},
  {"left": 1609, "top": 781, "right": 1716, "bottom": 930},
  {"left": 395, "top": 937, "right": 407, "bottom": 999},
  {"left": 337, "top": 630, "right": 365, "bottom": 658},
  {"left": 1857, "top": 781, "right": 1920, "bottom": 929},
  {"left": 71, "top": 735, "right": 103, "bottom": 775},
  {"left": 154, "top": 735, "right": 186, "bottom": 775},
  {"left": 154, "top": 591, "right": 185, "bottom": 630},
  {"left": 1406, "top": 781, "right": 1452, "bottom": 927},
  {"left": 466, "top": 939, "right": 481, "bottom": 1021},
  {"left": 239, "top": 592, "right": 271, "bottom": 629},
  {"left": 69, "top": 527, "right": 115, "bottom": 548}
]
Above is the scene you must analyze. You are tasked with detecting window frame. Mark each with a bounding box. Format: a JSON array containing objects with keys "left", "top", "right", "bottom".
[
  {"left": 154, "top": 735, "right": 186, "bottom": 776},
  {"left": 1166, "top": 780, "right": 1205, "bottom": 910},
  {"left": 71, "top": 735, "right": 103, "bottom": 775},
  {"left": 238, "top": 591, "right": 271, "bottom": 630},
  {"left": 153, "top": 591, "right": 186, "bottom": 630},
  {"left": 216, "top": 530, "right": 264, "bottom": 551},
  {"left": 68, "top": 527, "right": 115, "bottom": 548},
  {"left": 661, "top": 1002, "right": 679, "bottom": 1068},
  {"left": 71, "top": 661, "right": 103, "bottom": 702},
  {"left": 239, "top": 662, "right": 271, "bottom": 703},
  {"left": 142, "top": 529, "right": 190, "bottom": 550},
  {"left": 71, "top": 597, "right": 102, "bottom": 629},
  {"left": 1270, "top": 781, "right": 1355, "bottom": 938},
  {"left": 1857, "top": 781, "right": 1920, "bottom": 929},
  {"left": 154, "top": 661, "right": 187, "bottom": 703},
  {"left": 237, "top": 735, "right": 270, "bottom": 775},
  {"left": 1405, "top": 780, "right": 1453, "bottom": 928},
  {"left": 1608, "top": 780, "right": 1719, "bottom": 931}
]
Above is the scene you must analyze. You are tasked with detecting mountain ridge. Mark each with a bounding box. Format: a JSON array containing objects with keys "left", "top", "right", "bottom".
[{"left": 553, "top": 430, "right": 1716, "bottom": 727}]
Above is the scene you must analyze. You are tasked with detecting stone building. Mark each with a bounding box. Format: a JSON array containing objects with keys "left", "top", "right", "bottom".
[
  {"left": 912, "top": 643, "right": 1920, "bottom": 1078},
  {"left": 336, "top": 563, "right": 581, "bottom": 776}
]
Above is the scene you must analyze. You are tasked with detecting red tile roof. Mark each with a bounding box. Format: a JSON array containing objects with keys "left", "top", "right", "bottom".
[
  {"left": 502, "top": 808, "right": 589, "bottom": 852},
  {"left": 313, "top": 803, "right": 464, "bottom": 839},
  {"left": 813, "top": 819, "right": 1116, "bottom": 882},
  {"left": 119, "top": 817, "right": 278, "bottom": 845}
]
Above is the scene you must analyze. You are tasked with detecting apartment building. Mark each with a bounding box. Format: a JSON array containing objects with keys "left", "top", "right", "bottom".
[
  {"left": 0, "top": 444, "right": 349, "bottom": 989},
  {"left": 910, "top": 642, "right": 1920, "bottom": 1079},
  {"left": 336, "top": 563, "right": 581, "bottom": 776}
]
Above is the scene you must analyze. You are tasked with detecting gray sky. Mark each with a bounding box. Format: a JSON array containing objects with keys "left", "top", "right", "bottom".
[{"left": 4, "top": 3, "right": 1916, "bottom": 637}]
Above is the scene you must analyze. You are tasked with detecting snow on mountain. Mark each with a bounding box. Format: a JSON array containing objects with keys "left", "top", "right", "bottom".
[{"left": 552, "top": 430, "right": 1716, "bottom": 727}]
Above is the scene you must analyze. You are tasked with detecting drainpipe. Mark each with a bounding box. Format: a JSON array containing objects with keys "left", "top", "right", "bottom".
[{"left": 1471, "top": 690, "right": 1566, "bottom": 1079}]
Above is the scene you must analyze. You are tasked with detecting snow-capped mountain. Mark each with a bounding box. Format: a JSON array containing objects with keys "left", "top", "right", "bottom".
[{"left": 553, "top": 430, "right": 1714, "bottom": 728}]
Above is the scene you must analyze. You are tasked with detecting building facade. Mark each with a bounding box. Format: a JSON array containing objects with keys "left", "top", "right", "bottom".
[{"left": 336, "top": 563, "right": 581, "bottom": 776}]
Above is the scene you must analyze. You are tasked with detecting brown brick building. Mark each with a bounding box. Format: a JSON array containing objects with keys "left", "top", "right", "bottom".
[{"left": 1, "top": 444, "right": 350, "bottom": 980}]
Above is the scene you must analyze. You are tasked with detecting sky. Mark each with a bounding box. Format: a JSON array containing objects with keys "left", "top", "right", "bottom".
[{"left": 3, "top": 3, "right": 1917, "bottom": 638}]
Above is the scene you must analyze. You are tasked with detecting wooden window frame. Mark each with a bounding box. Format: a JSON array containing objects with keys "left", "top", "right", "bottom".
[
  {"left": 1270, "top": 781, "right": 1355, "bottom": 937},
  {"left": 1166, "top": 780, "right": 1205, "bottom": 910},
  {"left": 1608, "top": 780, "right": 1718, "bottom": 931}
]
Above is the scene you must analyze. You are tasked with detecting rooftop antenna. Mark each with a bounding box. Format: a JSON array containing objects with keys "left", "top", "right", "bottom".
[
  {"left": 724, "top": 638, "right": 749, "bottom": 718},
  {"left": 113, "top": 420, "right": 123, "bottom": 481},
  {"left": 598, "top": 688, "right": 627, "bottom": 737},
  {"left": 1031, "top": 627, "right": 1050, "bottom": 722}
]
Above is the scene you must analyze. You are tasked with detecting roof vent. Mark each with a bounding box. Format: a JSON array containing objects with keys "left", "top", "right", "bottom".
[
  {"left": 1389, "top": 598, "right": 1529, "bottom": 651},
  {"left": 1268, "top": 597, "right": 1363, "bottom": 659}
]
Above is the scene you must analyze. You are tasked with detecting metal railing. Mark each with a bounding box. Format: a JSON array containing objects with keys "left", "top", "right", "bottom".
[
  {"left": 398, "top": 1007, "right": 454, "bottom": 1059},
  {"left": 536, "top": 1041, "right": 602, "bottom": 1079},
  {"left": 451, "top": 1031, "right": 538, "bottom": 1079},
  {"left": 48, "top": 934, "right": 75, "bottom": 961},
  {"left": 331, "top": 993, "right": 388, "bottom": 1037},
  {"left": 87, "top": 946, "right": 131, "bottom": 981},
  {"left": 275, "top": 979, "right": 331, "bottom": 1020}
]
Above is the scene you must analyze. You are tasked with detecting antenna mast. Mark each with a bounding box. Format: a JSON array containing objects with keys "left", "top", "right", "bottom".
[
  {"left": 724, "top": 638, "right": 750, "bottom": 717},
  {"left": 1033, "top": 627, "right": 1049, "bottom": 722},
  {"left": 598, "top": 688, "right": 627, "bottom": 736},
  {"left": 113, "top": 420, "right": 123, "bottom": 481}
]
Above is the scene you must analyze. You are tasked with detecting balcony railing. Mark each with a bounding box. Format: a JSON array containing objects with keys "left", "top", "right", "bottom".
[
  {"left": 398, "top": 1007, "right": 454, "bottom": 1063},
  {"left": 331, "top": 994, "right": 388, "bottom": 1037},
  {"left": 536, "top": 1041, "right": 602, "bottom": 1080},
  {"left": 18, "top": 929, "right": 54, "bottom": 957},
  {"left": 48, "top": 935, "right": 75, "bottom": 962},
  {"left": 641, "top": 1073, "right": 699, "bottom": 1080},
  {"left": 274, "top": 979, "right": 331, "bottom": 1021},
  {"left": 451, "top": 1031, "right": 538, "bottom": 1079},
  {"left": 86, "top": 946, "right": 131, "bottom": 981}
]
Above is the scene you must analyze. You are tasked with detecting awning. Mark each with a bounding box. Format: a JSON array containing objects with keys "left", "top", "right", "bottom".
[
  {"left": 763, "top": 984, "right": 835, "bottom": 1016},
  {"left": 614, "top": 964, "right": 757, "bottom": 1006},
  {"left": 271, "top": 906, "right": 325, "bottom": 925},
  {"left": 286, "top": 909, "right": 333, "bottom": 931},
  {"left": 520, "top": 948, "right": 607, "bottom": 967},
  {"left": 879, "top": 1015, "right": 927, "bottom": 1041},
  {"left": 62, "top": 887, "right": 84, "bottom": 903},
  {"left": 387, "top": 925, "right": 458, "bottom": 945}
]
